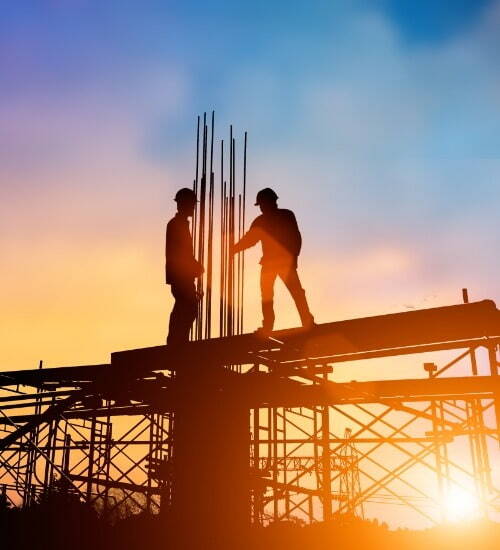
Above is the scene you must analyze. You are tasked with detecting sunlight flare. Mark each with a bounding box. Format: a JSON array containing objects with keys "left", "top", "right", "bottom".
[{"left": 443, "top": 486, "right": 480, "bottom": 522}]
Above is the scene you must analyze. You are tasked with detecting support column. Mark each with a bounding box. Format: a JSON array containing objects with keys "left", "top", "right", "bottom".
[
  {"left": 488, "top": 345, "right": 500, "bottom": 436},
  {"left": 169, "top": 366, "right": 250, "bottom": 548},
  {"left": 321, "top": 403, "right": 332, "bottom": 520}
]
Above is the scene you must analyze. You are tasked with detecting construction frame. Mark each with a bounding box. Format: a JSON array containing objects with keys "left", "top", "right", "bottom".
[
  {"left": 0, "top": 300, "right": 499, "bottom": 541},
  {"left": 1, "top": 115, "right": 499, "bottom": 545}
]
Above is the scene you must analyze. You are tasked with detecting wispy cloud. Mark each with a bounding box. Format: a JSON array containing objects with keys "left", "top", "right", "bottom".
[{"left": 1, "top": 2, "right": 499, "bottom": 372}]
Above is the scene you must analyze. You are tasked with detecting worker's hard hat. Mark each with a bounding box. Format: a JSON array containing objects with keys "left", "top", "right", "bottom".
[
  {"left": 174, "top": 188, "right": 197, "bottom": 203},
  {"left": 255, "top": 188, "right": 278, "bottom": 205}
]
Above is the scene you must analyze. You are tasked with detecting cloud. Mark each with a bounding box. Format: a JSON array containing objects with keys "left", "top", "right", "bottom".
[
  {"left": 1, "top": 2, "right": 499, "bottom": 373},
  {"left": 220, "top": 3, "right": 500, "bottom": 310}
]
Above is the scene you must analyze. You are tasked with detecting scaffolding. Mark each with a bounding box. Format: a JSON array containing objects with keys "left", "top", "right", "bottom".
[{"left": 0, "top": 300, "right": 499, "bottom": 538}]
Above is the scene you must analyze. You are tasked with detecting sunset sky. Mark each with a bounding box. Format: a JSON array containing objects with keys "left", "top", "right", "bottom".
[{"left": 1, "top": 0, "right": 499, "bottom": 371}]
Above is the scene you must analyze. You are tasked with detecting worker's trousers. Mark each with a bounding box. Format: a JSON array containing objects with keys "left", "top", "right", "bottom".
[
  {"left": 260, "top": 262, "right": 313, "bottom": 331},
  {"left": 167, "top": 279, "right": 198, "bottom": 345}
]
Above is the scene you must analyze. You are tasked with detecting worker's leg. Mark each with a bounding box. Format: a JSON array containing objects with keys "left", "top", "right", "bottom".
[
  {"left": 260, "top": 266, "right": 278, "bottom": 331},
  {"left": 167, "top": 280, "right": 198, "bottom": 345},
  {"left": 279, "top": 265, "right": 315, "bottom": 328}
]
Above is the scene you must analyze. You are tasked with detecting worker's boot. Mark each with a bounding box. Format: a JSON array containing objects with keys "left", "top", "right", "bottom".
[
  {"left": 301, "top": 313, "right": 316, "bottom": 330},
  {"left": 294, "top": 289, "right": 315, "bottom": 330},
  {"left": 256, "top": 301, "right": 274, "bottom": 336},
  {"left": 254, "top": 326, "right": 272, "bottom": 337}
]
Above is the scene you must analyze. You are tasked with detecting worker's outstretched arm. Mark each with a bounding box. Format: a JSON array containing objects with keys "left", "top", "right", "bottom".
[{"left": 232, "top": 222, "right": 261, "bottom": 254}]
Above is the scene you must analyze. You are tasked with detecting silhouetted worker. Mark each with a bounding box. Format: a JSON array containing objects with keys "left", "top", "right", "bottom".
[
  {"left": 165, "top": 188, "right": 203, "bottom": 345},
  {"left": 232, "top": 188, "right": 314, "bottom": 334}
]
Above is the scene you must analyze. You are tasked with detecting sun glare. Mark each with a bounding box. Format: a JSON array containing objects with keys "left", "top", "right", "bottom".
[{"left": 443, "top": 486, "right": 480, "bottom": 522}]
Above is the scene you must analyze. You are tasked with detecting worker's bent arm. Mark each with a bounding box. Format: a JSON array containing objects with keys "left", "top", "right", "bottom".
[
  {"left": 165, "top": 225, "right": 170, "bottom": 283},
  {"left": 165, "top": 220, "right": 181, "bottom": 283}
]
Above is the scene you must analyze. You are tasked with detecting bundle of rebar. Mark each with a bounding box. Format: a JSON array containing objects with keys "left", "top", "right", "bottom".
[{"left": 190, "top": 112, "right": 247, "bottom": 340}]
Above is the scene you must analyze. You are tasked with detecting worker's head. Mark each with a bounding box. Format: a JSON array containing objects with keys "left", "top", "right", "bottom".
[
  {"left": 255, "top": 188, "right": 278, "bottom": 214},
  {"left": 174, "top": 188, "right": 197, "bottom": 217}
]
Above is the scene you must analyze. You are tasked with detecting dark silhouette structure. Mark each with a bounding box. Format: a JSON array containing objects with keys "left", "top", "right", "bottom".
[
  {"left": 2, "top": 498, "right": 499, "bottom": 549},
  {"left": 165, "top": 187, "right": 203, "bottom": 345},
  {"left": 0, "top": 299, "right": 499, "bottom": 548},
  {"left": 233, "top": 188, "right": 314, "bottom": 333}
]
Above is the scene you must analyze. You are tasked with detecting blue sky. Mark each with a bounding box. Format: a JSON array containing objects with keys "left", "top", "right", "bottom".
[
  {"left": 6, "top": 0, "right": 497, "bottom": 157},
  {"left": 1, "top": 0, "right": 499, "bottom": 361}
]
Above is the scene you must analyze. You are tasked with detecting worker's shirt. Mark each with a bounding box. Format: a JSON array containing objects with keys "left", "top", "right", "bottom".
[
  {"left": 234, "top": 208, "right": 302, "bottom": 268},
  {"left": 165, "top": 214, "right": 200, "bottom": 285}
]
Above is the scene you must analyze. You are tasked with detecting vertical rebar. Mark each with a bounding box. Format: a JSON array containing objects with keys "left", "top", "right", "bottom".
[
  {"left": 205, "top": 111, "right": 215, "bottom": 339},
  {"left": 219, "top": 140, "right": 225, "bottom": 337},
  {"left": 227, "top": 126, "right": 234, "bottom": 337},
  {"left": 241, "top": 131, "right": 247, "bottom": 334},
  {"left": 192, "top": 116, "right": 200, "bottom": 251}
]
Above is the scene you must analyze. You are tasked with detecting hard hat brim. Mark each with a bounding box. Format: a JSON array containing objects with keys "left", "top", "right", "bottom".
[{"left": 174, "top": 197, "right": 199, "bottom": 202}]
